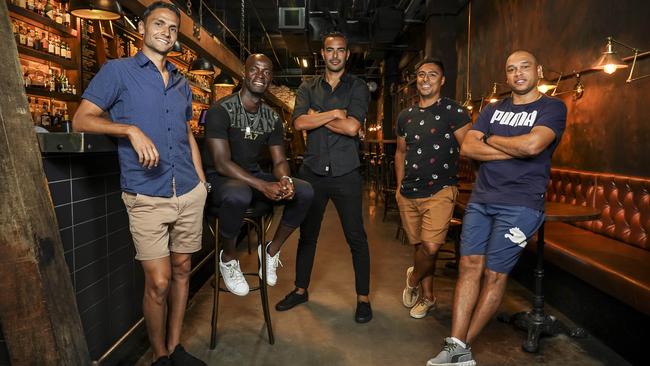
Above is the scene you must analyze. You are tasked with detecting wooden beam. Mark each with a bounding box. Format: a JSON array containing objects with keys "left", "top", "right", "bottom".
[
  {"left": 0, "top": 2, "right": 91, "bottom": 365},
  {"left": 120, "top": 0, "right": 292, "bottom": 112}
]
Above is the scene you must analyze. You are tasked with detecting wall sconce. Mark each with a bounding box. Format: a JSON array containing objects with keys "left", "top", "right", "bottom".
[
  {"left": 487, "top": 82, "right": 499, "bottom": 103},
  {"left": 537, "top": 66, "right": 560, "bottom": 94},
  {"left": 551, "top": 73, "right": 584, "bottom": 100},
  {"left": 593, "top": 36, "right": 649, "bottom": 82},
  {"left": 461, "top": 92, "right": 473, "bottom": 111}
]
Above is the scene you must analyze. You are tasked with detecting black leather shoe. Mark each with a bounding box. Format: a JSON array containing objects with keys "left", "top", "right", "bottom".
[
  {"left": 355, "top": 301, "right": 373, "bottom": 323},
  {"left": 275, "top": 289, "right": 308, "bottom": 311},
  {"left": 169, "top": 344, "right": 206, "bottom": 366},
  {"left": 151, "top": 356, "right": 172, "bottom": 366}
]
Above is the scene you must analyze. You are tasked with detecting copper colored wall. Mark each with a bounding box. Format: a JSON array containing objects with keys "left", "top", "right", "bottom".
[{"left": 455, "top": 0, "right": 650, "bottom": 177}]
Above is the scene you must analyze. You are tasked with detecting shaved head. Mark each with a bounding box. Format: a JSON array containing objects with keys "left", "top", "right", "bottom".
[
  {"left": 506, "top": 50, "right": 538, "bottom": 68},
  {"left": 246, "top": 53, "right": 273, "bottom": 69}
]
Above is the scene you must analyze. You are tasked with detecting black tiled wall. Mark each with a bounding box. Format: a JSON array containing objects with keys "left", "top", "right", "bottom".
[{"left": 0, "top": 152, "right": 213, "bottom": 365}]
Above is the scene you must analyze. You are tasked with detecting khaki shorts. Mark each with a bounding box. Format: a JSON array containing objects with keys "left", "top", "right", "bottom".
[
  {"left": 122, "top": 182, "right": 207, "bottom": 261},
  {"left": 397, "top": 186, "right": 458, "bottom": 245}
]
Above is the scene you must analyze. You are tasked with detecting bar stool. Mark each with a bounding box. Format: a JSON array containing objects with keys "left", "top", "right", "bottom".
[{"left": 206, "top": 200, "right": 275, "bottom": 349}]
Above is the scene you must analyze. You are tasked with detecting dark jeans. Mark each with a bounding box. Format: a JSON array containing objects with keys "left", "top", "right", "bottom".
[
  {"left": 207, "top": 172, "right": 314, "bottom": 239},
  {"left": 295, "top": 166, "right": 370, "bottom": 296}
]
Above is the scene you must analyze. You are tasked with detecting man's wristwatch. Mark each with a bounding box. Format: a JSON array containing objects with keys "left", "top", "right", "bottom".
[
  {"left": 203, "top": 181, "right": 212, "bottom": 193},
  {"left": 281, "top": 175, "right": 293, "bottom": 185},
  {"left": 482, "top": 133, "right": 490, "bottom": 145}
]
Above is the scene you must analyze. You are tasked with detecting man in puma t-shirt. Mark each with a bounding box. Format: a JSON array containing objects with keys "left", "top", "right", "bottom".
[{"left": 427, "top": 50, "right": 566, "bottom": 366}]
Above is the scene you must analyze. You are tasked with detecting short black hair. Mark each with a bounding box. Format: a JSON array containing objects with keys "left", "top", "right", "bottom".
[
  {"left": 321, "top": 31, "right": 348, "bottom": 48},
  {"left": 142, "top": 1, "right": 181, "bottom": 23},
  {"left": 414, "top": 58, "right": 445, "bottom": 77}
]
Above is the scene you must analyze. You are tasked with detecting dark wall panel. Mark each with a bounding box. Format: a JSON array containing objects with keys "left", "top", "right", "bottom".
[{"left": 456, "top": 0, "right": 650, "bottom": 177}]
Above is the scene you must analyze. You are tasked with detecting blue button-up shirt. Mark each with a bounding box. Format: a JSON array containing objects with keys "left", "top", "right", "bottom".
[{"left": 82, "top": 51, "right": 198, "bottom": 197}]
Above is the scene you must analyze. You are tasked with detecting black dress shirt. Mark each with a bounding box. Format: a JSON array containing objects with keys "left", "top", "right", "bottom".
[{"left": 291, "top": 73, "right": 370, "bottom": 177}]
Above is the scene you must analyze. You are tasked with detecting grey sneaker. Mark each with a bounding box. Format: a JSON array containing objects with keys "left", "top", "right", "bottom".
[
  {"left": 402, "top": 266, "right": 420, "bottom": 307},
  {"left": 426, "top": 338, "right": 476, "bottom": 366}
]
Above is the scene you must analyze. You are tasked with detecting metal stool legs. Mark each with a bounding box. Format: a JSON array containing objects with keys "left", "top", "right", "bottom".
[{"left": 209, "top": 214, "right": 274, "bottom": 349}]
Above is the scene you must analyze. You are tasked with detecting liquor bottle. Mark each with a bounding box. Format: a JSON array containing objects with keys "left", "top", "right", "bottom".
[
  {"left": 19, "top": 24, "right": 27, "bottom": 46},
  {"left": 32, "top": 100, "right": 40, "bottom": 125},
  {"left": 34, "top": 31, "right": 41, "bottom": 51},
  {"left": 27, "top": 0, "right": 35, "bottom": 12},
  {"left": 40, "top": 103, "right": 51, "bottom": 128},
  {"left": 26, "top": 27, "right": 34, "bottom": 48},
  {"left": 55, "top": 4, "right": 63, "bottom": 24},
  {"left": 47, "top": 34, "right": 55, "bottom": 54},
  {"left": 44, "top": 0, "right": 54, "bottom": 20},
  {"left": 64, "top": 3, "right": 71, "bottom": 27},
  {"left": 12, "top": 20, "right": 19, "bottom": 43},
  {"left": 24, "top": 70, "right": 32, "bottom": 87},
  {"left": 36, "top": 0, "right": 44, "bottom": 16},
  {"left": 41, "top": 31, "right": 48, "bottom": 50},
  {"left": 18, "top": 0, "right": 27, "bottom": 9},
  {"left": 54, "top": 37, "right": 60, "bottom": 56},
  {"left": 66, "top": 42, "right": 72, "bottom": 59},
  {"left": 49, "top": 69, "right": 56, "bottom": 92}
]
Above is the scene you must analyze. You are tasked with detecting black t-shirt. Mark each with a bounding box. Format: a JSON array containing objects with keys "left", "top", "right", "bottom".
[
  {"left": 396, "top": 97, "right": 471, "bottom": 198},
  {"left": 204, "top": 93, "right": 283, "bottom": 173}
]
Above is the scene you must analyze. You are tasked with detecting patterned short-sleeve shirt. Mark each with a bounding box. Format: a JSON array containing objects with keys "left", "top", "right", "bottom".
[{"left": 396, "top": 97, "right": 470, "bottom": 198}]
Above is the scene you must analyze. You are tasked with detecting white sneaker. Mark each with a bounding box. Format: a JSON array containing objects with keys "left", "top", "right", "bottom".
[
  {"left": 219, "top": 251, "right": 249, "bottom": 296},
  {"left": 402, "top": 266, "right": 420, "bottom": 308},
  {"left": 258, "top": 241, "right": 282, "bottom": 286}
]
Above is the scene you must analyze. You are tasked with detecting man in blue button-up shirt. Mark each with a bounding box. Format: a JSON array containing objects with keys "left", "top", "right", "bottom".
[{"left": 73, "top": 2, "right": 207, "bottom": 365}]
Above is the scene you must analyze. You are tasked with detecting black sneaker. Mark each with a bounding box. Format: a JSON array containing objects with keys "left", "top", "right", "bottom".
[
  {"left": 151, "top": 356, "right": 173, "bottom": 366},
  {"left": 355, "top": 301, "right": 373, "bottom": 323},
  {"left": 169, "top": 344, "right": 206, "bottom": 366},
  {"left": 275, "top": 289, "right": 308, "bottom": 311}
]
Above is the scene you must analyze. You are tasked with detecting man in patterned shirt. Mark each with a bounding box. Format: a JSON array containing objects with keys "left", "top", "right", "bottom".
[{"left": 396, "top": 58, "right": 470, "bottom": 319}]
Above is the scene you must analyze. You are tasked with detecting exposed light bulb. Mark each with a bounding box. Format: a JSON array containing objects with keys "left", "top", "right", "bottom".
[{"left": 603, "top": 64, "right": 618, "bottom": 74}]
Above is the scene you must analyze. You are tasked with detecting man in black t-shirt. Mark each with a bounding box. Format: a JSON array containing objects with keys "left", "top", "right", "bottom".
[
  {"left": 396, "top": 58, "right": 470, "bottom": 320},
  {"left": 204, "top": 54, "right": 313, "bottom": 296}
]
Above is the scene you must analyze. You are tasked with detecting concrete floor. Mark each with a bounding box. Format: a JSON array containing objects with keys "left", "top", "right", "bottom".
[{"left": 137, "top": 189, "right": 629, "bottom": 366}]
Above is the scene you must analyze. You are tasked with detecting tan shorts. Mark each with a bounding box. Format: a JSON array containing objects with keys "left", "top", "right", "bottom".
[
  {"left": 397, "top": 186, "right": 458, "bottom": 245},
  {"left": 122, "top": 182, "right": 207, "bottom": 261}
]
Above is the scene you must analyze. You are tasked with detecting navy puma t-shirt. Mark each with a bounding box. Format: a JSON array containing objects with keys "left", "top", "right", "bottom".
[{"left": 469, "top": 95, "right": 567, "bottom": 211}]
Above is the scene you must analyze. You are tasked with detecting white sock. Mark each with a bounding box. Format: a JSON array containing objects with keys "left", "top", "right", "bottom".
[{"left": 450, "top": 337, "right": 467, "bottom": 349}]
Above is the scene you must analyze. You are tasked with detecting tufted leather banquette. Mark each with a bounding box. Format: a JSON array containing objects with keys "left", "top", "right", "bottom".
[{"left": 542, "top": 168, "right": 650, "bottom": 315}]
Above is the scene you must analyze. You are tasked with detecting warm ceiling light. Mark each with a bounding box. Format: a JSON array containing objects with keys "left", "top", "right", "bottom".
[
  {"left": 301, "top": 58, "right": 308, "bottom": 68},
  {"left": 593, "top": 37, "right": 628, "bottom": 74},
  {"left": 213, "top": 72, "right": 235, "bottom": 87},
  {"left": 190, "top": 58, "right": 215, "bottom": 76},
  {"left": 70, "top": 0, "right": 123, "bottom": 20}
]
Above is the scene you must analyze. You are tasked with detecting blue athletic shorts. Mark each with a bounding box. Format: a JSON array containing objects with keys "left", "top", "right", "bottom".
[{"left": 460, "top": 203, "right": 545, "bottom": 273}]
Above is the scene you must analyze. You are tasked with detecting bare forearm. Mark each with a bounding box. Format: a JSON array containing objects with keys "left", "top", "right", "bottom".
[
  {"left": 72, "top": 113, "right": 134, "bottom": 137},
  {"left": 215, "top": 161, "right": 265, "bottom": 190},
  {"left": 485, "top": 134, "right": 540, "bottom": 158},
  {"left": 461, "top": 137, "right": 514, "bottom": 161},
  {"left": 272, "top": 161, "right": 291, "bottom": 180},
  {"left": 188, "top": 131, "right": 205, "bottom": 182},
  {"left": 394, "top": 151, "right": 405, "bottom": 188}
]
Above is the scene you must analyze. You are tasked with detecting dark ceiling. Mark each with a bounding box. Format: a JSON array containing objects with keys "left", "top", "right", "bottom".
[{"left": 177, "top": 0, "right": 468, "bottom": 88}]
